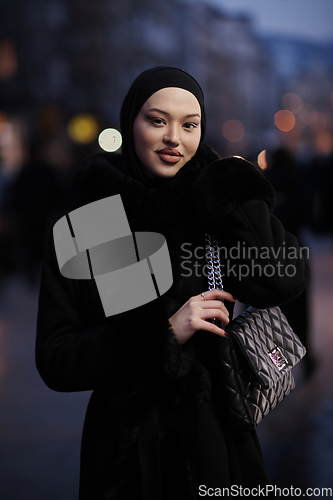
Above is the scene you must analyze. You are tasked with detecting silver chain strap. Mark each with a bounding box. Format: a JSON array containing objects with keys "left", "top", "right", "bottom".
[
  {"left": 205, "top": 233, "right": 224, "bottom": 327},
  {"left": 205, "top": 233, "right": 223, "bottom": 292}
]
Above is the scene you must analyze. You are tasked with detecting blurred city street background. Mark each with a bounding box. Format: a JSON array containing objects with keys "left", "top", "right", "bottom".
[{"left": 1, "top": 0, "right": 333, "bottom": 498}]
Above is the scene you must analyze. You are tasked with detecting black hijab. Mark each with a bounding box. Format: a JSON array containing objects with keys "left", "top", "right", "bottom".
[{"left": 120, "top": 66, "right": 206, "bottom": 188}]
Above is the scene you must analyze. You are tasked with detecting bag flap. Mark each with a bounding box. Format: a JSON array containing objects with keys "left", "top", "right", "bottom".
[{"left": 225, "top": 306, "right": 306, "bottom": 389}]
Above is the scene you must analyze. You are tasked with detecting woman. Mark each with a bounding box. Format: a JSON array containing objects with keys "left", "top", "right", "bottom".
[{"left": 36, "top": 67, "right": 310, "bottom": 499}]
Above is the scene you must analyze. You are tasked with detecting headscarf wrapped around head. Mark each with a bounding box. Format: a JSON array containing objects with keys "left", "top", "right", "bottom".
[{"left": 120, "top": 66, "right": 206, "bottom": 186}]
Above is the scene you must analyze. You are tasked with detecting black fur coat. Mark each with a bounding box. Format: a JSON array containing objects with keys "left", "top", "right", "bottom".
[{"left": 36, "top": 144, "right": 310, "bottom": 499}]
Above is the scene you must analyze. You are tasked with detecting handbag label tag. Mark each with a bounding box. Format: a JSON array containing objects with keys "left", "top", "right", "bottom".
[{"left": 268, "top": 346, "right": 288, "bottom": 371}]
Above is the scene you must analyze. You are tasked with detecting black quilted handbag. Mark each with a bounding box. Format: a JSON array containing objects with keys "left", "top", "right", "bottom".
[{"left": 205, "top": 234, "right": 306, "bottom": 431}]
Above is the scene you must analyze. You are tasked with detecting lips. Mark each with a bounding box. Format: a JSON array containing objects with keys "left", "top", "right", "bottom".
[{"left": 156, "top": 148, "right": 183, "bottom": 164}]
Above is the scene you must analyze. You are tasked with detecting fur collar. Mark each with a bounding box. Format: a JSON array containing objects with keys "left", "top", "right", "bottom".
[
  {"left": 70, "top": 143, "right": 218, "bottom": 207},
  {"left": 69, "top": 143, "right": 276, "bottom": 233}
]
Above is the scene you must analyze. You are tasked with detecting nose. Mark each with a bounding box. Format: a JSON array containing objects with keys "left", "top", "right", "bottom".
[{"left": 163, "top": 125, "right": 180, "bottom": 146}]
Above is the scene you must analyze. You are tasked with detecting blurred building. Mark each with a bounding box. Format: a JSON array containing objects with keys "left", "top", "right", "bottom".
[
  {"left": 1, "top": 0, "right": 332, "bottom": 160},
  {"left": 181, "top": 4, "right": 276, "bottom": 153},
  {"left": 0, "top": 0, "right": 277, "bottom": 156}
]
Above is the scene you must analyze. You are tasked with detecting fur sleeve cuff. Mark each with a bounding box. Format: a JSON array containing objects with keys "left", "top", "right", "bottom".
[{"left": 113, "top": 296, "right": 192, "bottom": 382}]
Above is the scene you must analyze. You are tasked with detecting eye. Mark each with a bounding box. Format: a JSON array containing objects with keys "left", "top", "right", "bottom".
[
  {"left": 183, "top": 122, "right": 198, "bottom": 130},
  {"left": 149, "top": 118, "right": 166, "bottom": 126}
]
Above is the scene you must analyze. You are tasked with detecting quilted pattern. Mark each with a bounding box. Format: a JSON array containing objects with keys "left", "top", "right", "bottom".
[{"left": 218, "top": 306, "right": 306, "bottom": 430}]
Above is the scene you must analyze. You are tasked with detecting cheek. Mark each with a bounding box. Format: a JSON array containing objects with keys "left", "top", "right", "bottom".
[
  {"left": 187, "top": 132, "right": 201, "bottom": 155},
  {"left": 133, "top": 125, "right": 148, "bottom": 160},
  {"left": 136, "top": 126, "right": 158, "bottom": 150}
]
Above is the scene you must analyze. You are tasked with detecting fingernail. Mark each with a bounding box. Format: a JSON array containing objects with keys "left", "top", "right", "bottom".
[{"left": 232, "top": 295, "right": 237, "bottom": 300}]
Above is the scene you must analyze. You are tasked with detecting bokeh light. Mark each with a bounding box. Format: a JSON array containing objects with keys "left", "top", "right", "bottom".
[
  {"left": 274, "top": 110, "right": 296, "bottom": 132},
  {"left": 238, "top": 133, "right": 261, "bottom": 156},
  {"left": 310, "top": 112, "right": 328, "bottom": 132},
  {"left": 98, "top": 128, "right": 122, "bottom": 152},
  {"left": 314, "top": 132, "right": 333, "bottom": 155},
  {"left": 0, "top": 118, "right": 27, "bottom": 174},
  {"left": 67, "top": 113, "right": 99, "bottom": 144},
  {"left": 39, "top": 106, "right": 64, "bottom": 136},
  {"left": 298, "top": 103, "right": 319, "bottom": 125},
  {"left": 260, "top": 131, "right": 280, "bottom": 151},
  {"left": 227, "top": 143, "right": 241, "bottom": 157},
  {"left": 282, "top": 93, "right": 303, "bottom": 114},
  {"left": 0, "top": 39, "right": 17, "bottom": 80},
  {"left": 257, "top": 150, "right": 267, "bottom": 170},
  {"left": 0, "top": 111, "right": 6, "bottom": 132},
  {"left": 222, "top": 119, "right": 245, "bottom": 142}
]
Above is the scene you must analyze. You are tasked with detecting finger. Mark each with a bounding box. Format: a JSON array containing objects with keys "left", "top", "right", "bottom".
[
  {"left": 211, "top": 328, "right": 228, "bottom": 339},
  {"left": 203, "top": 309, "right": 230, "bottom": 326},
  {"left": 200, "top": 300, "right": 230, "bottom": 317},
  {"left": 200, "top": 290, "right": 236, "bottom": 303},
  {"left": 200, "top": 302, "right": 229, "bottom": 320},
  {"left": 196, "top": 319, "right": 227, "bottom": 337}
]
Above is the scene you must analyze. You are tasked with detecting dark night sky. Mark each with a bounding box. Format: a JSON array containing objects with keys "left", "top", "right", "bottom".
[{"left": 201, "top": 0, "right": 333, "bottom": 42}]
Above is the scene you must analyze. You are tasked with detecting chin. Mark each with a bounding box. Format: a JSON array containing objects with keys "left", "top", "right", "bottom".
[
  {"left": 152, "top": 165, "right": 183, "bottom": 178},
  {"left": 151, "top": 158, "right": 188, "bottom": 178}
]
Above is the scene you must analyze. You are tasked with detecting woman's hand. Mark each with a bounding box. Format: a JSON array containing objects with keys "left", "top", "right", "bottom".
[{"left": 168, "top": 290, "right": 236, "bottom": 345}]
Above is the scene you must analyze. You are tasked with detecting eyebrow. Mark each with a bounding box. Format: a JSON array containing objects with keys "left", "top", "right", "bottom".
[{"left": 146, "top": 108, "right": 201, "bottom": 119}]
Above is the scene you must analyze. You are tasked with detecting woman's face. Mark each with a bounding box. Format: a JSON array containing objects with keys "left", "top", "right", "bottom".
[{"left": 133, "top": 87, "right": 201, "bottom": 178}]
